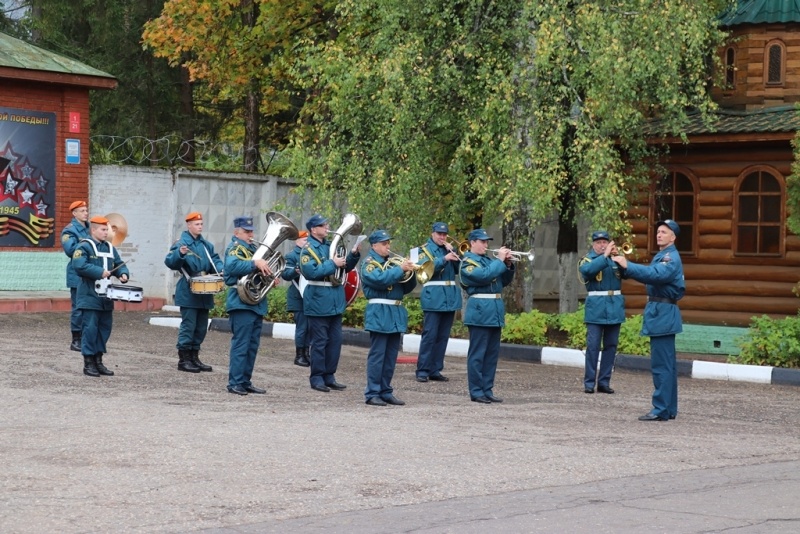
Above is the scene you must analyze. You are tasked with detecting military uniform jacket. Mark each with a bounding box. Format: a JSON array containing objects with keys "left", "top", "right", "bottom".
[
  {"left": 61, "top": 217, "right": 90, "bottom": 288},
  {"left": 223, "top": 236, "right": 268, "bottom": 316},
  {"left": 361, "top": 249, "right": 417, "bottom": 334},
  {"left": 72, "top": 238, "right": 130, "bottom": 311},
  {"left": 299, "top": 236, "right": 360, "bottom": 317},
  {"left": 621, "top": 244, "right": 684, "bottom": 337},
  {"left": 579, "top": 249, "right": 625, "bottom": 325},
  {"left": 280, "top": 245, "right": 304, "bottom": 312},
  {"left": 164, "top": 230, "right": 224, "bottom": 309},
  {"left": 460, "top": 252, "right": 515, "bottom": 327},
  {"left": 417, "top": 238, "right": 462, "bottom": 312}
]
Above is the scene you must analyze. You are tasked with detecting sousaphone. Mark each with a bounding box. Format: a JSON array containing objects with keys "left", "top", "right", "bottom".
[{"left": 105, "top": 213, "right": 128, "bottom": 246}]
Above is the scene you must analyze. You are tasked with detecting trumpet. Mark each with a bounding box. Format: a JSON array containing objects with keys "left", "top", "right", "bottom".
[
  {"left": 490, "top": 248, "right": 535, "bottom": 262},
  {"left": 445, "top": 236, "right": 470, "bottom": 256},
  {"left": 612, "top": 240, "right": 634, "bottom": 256},
  {"left": 386, "top": 251, "right": 435, "bottom": 284}
]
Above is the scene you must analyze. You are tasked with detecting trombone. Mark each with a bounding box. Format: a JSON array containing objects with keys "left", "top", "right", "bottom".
[
  {"left": 490, "top": 248, "right": 535, "bottom": 262},
  {"left": 387, "top": 251, "right": 435, "bottom": 284},
  {"left": 445, "top": 236, "right": 470, "bottom": 256}
]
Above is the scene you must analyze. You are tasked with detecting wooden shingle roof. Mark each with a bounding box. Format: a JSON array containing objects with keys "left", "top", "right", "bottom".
[
  {"left": 0, "top": 31, "right": 116, "bottom": 89},
  {"left": 720, "top": 0, "right": 800, "bottom": 26}
]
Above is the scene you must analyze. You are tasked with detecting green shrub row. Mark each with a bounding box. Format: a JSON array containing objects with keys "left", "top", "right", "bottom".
[
  {"left": 730, "top": 313, "right": 800, "bottom": 369},
  {"left": 209, "top": 287, "right": 800, "bottom": 368}
]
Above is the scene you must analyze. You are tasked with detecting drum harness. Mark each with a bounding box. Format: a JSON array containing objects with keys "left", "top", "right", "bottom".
[
  {"left": 81, "top": 238, "right": 116, "bottom": 272},
  {"left": 180, "top": 242, "right": 219, "bottom": 281},
  {"left": 81, "top": 239, "right": 119, "bottom": 296}
]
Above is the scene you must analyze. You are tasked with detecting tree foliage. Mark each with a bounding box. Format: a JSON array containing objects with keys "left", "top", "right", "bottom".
[
  {"left": 18, "top": 0, "right": 198, "bottom": 139},
  {"left": 787, "top": 132, "right": 800, "bottom": 236},
  {"left": 287, "top": 0, "right": 732, "bottom": 248},
  {"left": 142, "top": 0, "right": 336, "bottom": 151}
]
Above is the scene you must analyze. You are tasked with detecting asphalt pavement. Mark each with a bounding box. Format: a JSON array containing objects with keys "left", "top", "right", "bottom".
[{"left": 1, "top": 310, "right": 799, "bottom": 533}]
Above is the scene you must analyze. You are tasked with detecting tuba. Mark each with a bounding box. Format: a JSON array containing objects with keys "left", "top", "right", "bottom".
[
  {"left": 236, "top": 211, "right": 299, "bottom": 305},
  {"left": 328, "top": 213, "right": 362, "bottom": 286}
]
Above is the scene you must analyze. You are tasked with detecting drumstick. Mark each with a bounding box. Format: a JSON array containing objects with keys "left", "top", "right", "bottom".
[{"left": 109, "top": 258, "right": 134, "bottom": 274}]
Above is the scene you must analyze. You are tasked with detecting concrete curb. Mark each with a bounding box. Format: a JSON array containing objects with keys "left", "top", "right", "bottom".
[{"left": 149, "top": 312, "right": 800, "bottom": 388}]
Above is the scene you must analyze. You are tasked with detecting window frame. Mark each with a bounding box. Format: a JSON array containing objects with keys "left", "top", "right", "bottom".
[
  {"left": 725, "top": 46, "right": 736, "bottom": 90},
  {"left": 650, "top": 168, "right": 697, "bottom": 257},
  {"left": 764, "top": 39, "right": 786, "bottom": 87},
  {"left": 733, "top": 165, "right": 785, "bottom": 257}
]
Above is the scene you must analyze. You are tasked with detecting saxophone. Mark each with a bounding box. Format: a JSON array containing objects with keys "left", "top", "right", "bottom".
[
  {"left": 236, "top": 211, "right": 299, "bottom": 304},
  {"left": 327, "top": 213, "right": 362, "bottom": 286}
]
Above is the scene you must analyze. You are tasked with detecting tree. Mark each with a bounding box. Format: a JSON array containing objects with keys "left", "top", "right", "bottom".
[
  {"left": 19, "top": 0, "right": 200, "bottom": 148},
  {"left": 288, "top": 0, "right": 732, "bottom": 311},
  {"left": 142, "top": 0, "right": 337, "bottom": 170}
]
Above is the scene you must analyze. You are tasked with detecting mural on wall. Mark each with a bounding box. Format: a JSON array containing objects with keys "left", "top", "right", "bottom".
[{"left": 0, "top": 106, "right": 56, "bottom": 247}]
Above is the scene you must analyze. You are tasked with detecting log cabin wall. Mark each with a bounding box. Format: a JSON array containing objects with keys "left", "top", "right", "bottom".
[
  {"left": 712, "top": 23, "right": 800, "bottom": 109},
  {"left": 624, "top": 139, "right": 800, "bottom": 326},
  {"left": 626, "top": 7, "right": 800, "bottom": 327}
]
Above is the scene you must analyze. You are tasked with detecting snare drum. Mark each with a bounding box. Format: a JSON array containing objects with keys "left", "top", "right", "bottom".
[
  {"left": 190, "top": 275, "right": 225, "bottom": 294},
  {"left": 94, "top": 278, "right": 111, "bottom": 296},
  {"left": 106, "top": 284, "right": 143, "bottom": 302}
]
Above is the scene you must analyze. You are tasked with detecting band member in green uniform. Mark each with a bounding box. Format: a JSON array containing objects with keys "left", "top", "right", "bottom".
[
  {"left": 415, "top": 222, "right": 461, "bottom": 383},
  {"left": 578, "top": 230, "right": 625, "bottom": 394},
  {"left": 164, "top": 211, "right": 224, "bottom": 373},
  {"left": 459, "top": 229, "right": 515, "bottom": 404},
  {"left": 223, "top": 216, "right": 271, "bottom": 396},
  {"left": 72, "top": 215, "right": 130, "bottom": 377},
  {"left": 361, "top": 230, "right": 417, "bottom": 406},
  {"left": 281, "top": 230, "right": 311, "bottom": 367},
  {"left": 613, "top": 220, "right": 685, "bottom": 421},
  {"left": 299, "top": 214, "right": 361, "bottom": 393},
  {"left": 61, "top": 200, "right": 90, "bottom": 351}
]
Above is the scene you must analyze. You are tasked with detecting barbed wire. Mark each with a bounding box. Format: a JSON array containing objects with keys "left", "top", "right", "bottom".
[{"left": 89, "top": 134, "right": 284, "bottom": 173}]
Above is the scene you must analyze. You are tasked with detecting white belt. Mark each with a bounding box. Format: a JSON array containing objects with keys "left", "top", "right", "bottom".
[
  {"left": 307, "top": 281, "right": 334, "bottom": 287},
  {"left": 368, "top": 298, "right": 402, "bottom": 306},
  {"left": 425, "top": 281, "right": 456, "bottom": 286},
  {"left": 470, "top": 293, "right": 501, "bottom": 299},
  {"left": 587, "top": 290, "right": 621, "bottom": 296}
]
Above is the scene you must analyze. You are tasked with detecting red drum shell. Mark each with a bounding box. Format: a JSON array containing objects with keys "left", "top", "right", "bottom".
[{"left": 343, "top": 269, "right": 360, "bottom": 307}]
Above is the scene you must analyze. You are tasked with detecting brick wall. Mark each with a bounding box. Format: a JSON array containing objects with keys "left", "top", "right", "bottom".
[{"left": 0, "top": 81, "right": 90, "bottom": 289}]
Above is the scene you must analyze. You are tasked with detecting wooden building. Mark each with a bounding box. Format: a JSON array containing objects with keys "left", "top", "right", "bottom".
[{"left": 624, "top": 0, "right": 800, "bottom": 326}]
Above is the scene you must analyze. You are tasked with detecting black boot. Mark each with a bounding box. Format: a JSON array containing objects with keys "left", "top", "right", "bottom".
[
  {"left": 294, "top": 347, "right": 310, "bottom": 367},
  {"left": 83, "top": 355, "right": 99, "bottom": 377},
  {"left": 95, "top": 353, "right": 114, "bottom": 376},
  {"left": 191, "top": 349, "right": 212, "bottom": 372},
  {"left": 70, "top": 331, "right": 81, "bottom": 352},
  {"left": 178, "top": 349, "right": 201, "bottom": 373}
]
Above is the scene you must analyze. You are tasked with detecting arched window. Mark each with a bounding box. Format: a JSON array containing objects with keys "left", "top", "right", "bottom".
[
  {"left": 725, "top": 46, "right": 736, "bottom": 89},
  {"left": 765, "top": 40, "right": 785, "bottom": 86},
  {"left": 653, "top": 170, "right": 695, "bottom": 254},
  {"left": 735, "top": 168, "right": 784, "bottom": 256}
]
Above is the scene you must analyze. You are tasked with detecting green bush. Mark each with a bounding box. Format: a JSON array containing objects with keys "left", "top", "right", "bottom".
[
  {"left": 732, "top": 314, "right": 800, "bottom": 369},
  {"left": 546, "top": 304, "right": 648, "bottom": 356},
  {"left": 208, "top": 285, "right": 293, "bottom": 323},
  {"left": 342, "top": 296, "right": 366, "bottom": 329},
  {"left": 405, "top": 298, "right": 424, "bottom": 333},
  {"left": 617, "top": 315, "right": 649, "bottom": 356},
  {"left": 501, "top": 309, "right": 549, "bottom": 346},
  {"left": 552, "top": 305, "right": 587, "bottom": 348}
]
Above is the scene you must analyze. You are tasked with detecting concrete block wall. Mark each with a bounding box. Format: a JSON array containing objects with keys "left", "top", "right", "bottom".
[
  {"left": 90, "top": 165, "right": 176, "bottom": 301},
  {"left": 1, "top": 163, "right": 568, "bottom": 304}
]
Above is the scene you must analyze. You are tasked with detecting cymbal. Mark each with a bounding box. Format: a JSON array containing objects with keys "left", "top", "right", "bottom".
[{"left": 105, "top": 212, "right": 128, "bottom": 246}]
